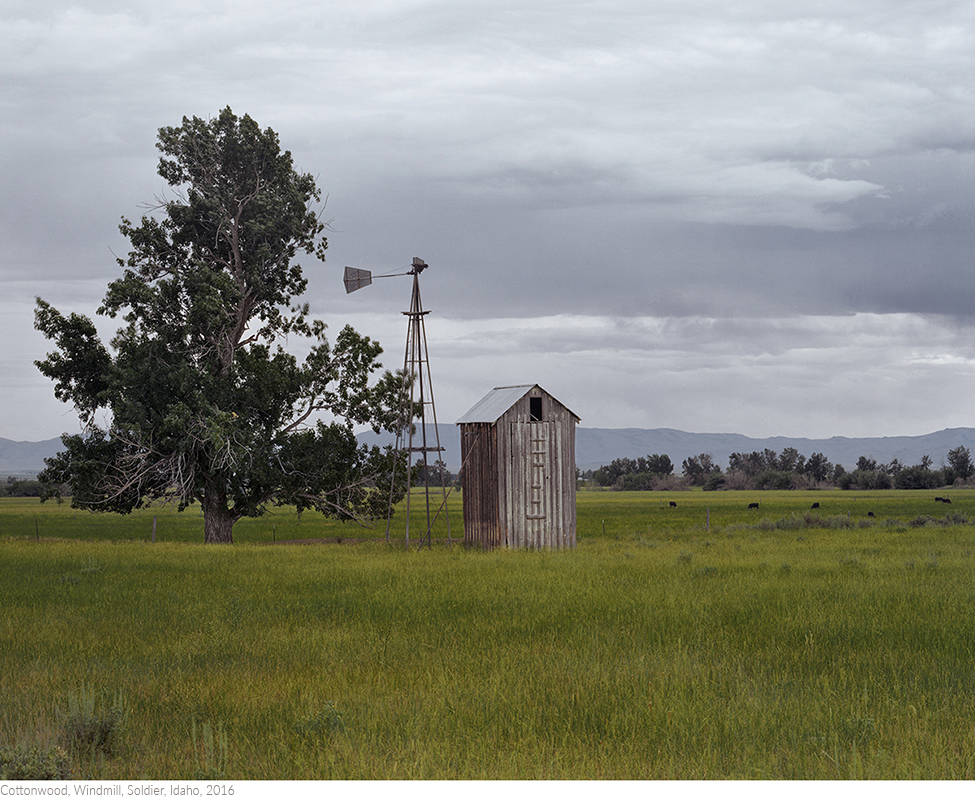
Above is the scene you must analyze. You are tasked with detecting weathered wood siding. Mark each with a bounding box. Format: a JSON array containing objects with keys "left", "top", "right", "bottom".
[
  {"left": 460, "top": 385, "right": 576, "bottom": 549},
  {"left": 460, "top": 423, "right": 500, "bottom": 548}
]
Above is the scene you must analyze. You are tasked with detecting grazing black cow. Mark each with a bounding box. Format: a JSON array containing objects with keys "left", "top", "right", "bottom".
[
  {"left": 811, "top": 502, "right": 820, "bottom": 509},
  {"left": 867, "top": 511, "right": 875, "bottom": 517},
  {"left": 935, "top": 497, "right": 944, "bottom": 502},
  {"left": 748, "top": 502, "right": 759, "bottom": 509},
  {"left": 669, "top": 501, "right": 677, "bottom": 508},
  {"left": 944, "top": 497, "right": 952, "bottom": 504}
]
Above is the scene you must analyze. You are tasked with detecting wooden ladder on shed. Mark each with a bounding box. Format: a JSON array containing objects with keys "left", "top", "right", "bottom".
[{"left": 527, "top": 428, "right": 547, "bottom": 522}]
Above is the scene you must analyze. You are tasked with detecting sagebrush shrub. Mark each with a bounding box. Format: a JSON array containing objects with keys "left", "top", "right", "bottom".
[
  {"left": 58, "top": 687, "right": 127, "bottom": 758},
  {"left": 0, "top": 744, "right": 71, "bottom": 780}
]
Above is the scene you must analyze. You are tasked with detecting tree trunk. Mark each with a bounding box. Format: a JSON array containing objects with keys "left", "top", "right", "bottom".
[{"left": 202, "top": 482, "right": 237, "bottom": 543}]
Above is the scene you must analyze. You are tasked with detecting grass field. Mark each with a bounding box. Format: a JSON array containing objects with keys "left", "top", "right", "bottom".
[
  {"left": 2, "top": 489, "right": 975, "bottom": 779},
  {"left": 4, "top": 486, "right": 971, "bottom": 543}
]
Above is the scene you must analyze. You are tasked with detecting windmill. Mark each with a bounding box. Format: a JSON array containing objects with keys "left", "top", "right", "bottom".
[{"left": 343, "top": 257, "right": 451, "bottom": 548}]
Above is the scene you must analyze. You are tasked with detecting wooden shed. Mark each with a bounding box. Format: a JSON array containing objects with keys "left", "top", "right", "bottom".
[{"left": 456, "top": 384, "right": 580, "bottom": 549}]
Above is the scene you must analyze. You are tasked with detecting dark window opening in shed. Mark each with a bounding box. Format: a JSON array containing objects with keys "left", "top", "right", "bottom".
[{"left": 530, "top": 396, "right": 543, "bottom": 421}]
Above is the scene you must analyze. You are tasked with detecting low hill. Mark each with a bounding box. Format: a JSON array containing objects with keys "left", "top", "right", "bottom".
[
  {"left": 0, "top": 437, "right": 64, "bottom": 477},
  {"left": 355, "top": 425, "right": 975, "bottom": 473},
  {"left": 574, "top": 427, "right": 975, "bottom": 472},
  {"left": 5, "top": 427, "right": 974, "bottom": 477}
]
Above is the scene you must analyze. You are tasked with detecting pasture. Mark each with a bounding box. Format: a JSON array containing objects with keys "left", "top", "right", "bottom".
[{"left": 2, "top": 489, "right": 975, "bottom": 779}]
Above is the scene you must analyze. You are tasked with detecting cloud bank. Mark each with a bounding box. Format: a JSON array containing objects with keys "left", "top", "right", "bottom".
[{"left": 0, "top": 0, "right": 971, "bottom": 441}]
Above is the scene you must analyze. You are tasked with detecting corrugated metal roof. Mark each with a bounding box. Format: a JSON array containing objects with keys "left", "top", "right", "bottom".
[
  {"left": 456, "top": 384, "right": 580, "bottom": 424},
  {"left": 455, "top": 385, "right": 536, "bottom": 424}
]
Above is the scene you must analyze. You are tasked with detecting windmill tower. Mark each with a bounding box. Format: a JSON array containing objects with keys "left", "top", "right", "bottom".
[{"left": 343, "top": 257, "right": 451, "bottom": 548}]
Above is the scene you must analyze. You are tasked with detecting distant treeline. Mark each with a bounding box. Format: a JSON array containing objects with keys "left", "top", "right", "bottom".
[
  {"left": 0, "top": 477, "right": 44, "bottom": 497},
  {"left": 580, "top": 445, "right": 975, "bottom": 491}
]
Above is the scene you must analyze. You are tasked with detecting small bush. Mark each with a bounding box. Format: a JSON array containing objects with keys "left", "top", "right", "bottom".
[
  {"left": 909, "top": 513, "right": 971, "bottom": 528},
  {"left": 754, "top": 470, "right": 794, "bottom": 491},
  {"left": 0, "top": 479, "right": 45, "bottom": 498},
  {"left": 743, "top": 513, "right": 857, "bottom": 533},
  {"left": 652, "top": 474, "right": 689, "bottom": 491},
  {"left": 693, "top": 566, "right": 718, "bottom": 579},
  {"left": 838, "top": 470, "right": 893, "bottom": 490},
  {"left": 0, "top": 744, "right": 71, "bottom": 780},
  {"left": 722, "top": 471, "right": 752, "bottom": 490},
  {"left": 295, "top": 702, "right": 346, "bottom": 739},
  {"left": 58, "top": 686, "right": 127, "bottom": 758},
  {"left": 791, "top": 473, "right": 828, "bottom": 490},
  {"left": 702, "top": 473, "right": 726, "bottom": 492}
]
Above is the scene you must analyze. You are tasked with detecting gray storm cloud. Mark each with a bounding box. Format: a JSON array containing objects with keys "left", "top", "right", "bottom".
[{"left": 1, "top": 0, "right": 971, "bottom": 440}]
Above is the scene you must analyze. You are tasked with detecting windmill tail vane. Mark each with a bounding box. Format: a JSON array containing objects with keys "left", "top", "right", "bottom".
[
  {"left": 343, "top": 258, "right": 427, "bottom": 294},
  {"left": 343, "top": 266, "right": 372, "bottom": 293}
]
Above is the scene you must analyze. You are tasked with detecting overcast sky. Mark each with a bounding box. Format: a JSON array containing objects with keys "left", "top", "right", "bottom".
[{"left": 2, "top": 0, "right": 972, "bottom": 443}]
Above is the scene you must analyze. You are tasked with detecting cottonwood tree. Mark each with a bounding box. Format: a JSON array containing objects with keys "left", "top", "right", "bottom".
[
  {"left": 947, "top": 446, "right": 974, "bottom": 481},
  {"left": 35, "top": 108, "right": 408, "bottom": 543},
  {"left": 682, "top": 453, "right": 718, "bottom": 485}
]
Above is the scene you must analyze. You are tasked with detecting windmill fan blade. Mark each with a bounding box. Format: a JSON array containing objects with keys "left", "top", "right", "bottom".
[{"left": 343, "top": 266, "right": 372, "bottom": 293}]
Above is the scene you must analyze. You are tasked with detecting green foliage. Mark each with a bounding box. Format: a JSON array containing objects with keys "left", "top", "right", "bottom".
[
  {"left": 754, "top": 469, "right": 794, "bottom": 490},
  {"left": 702, "top": 472, "right": 726, "bottom": 491},
  {"left": 681, "top": 452, "right": 720, "bottom": 485},
  {"left": 0, "top": 478, "right": 44, "bottom": 498},
  {"left": 58, "top": 686, "right": 128, "bottom": 759},
  {"left": 725, "top": 449, "right": 836, "bottom": 487},
  {"left": 33, "top": 299, "right": 112, "bottom": 424},
  {"left": 857, "top": 455, "right": 879, "bottom": 471},
  {"left": 838, "top": 469, "right": 894, "bottom": 490},
  {"left": 804, "top": 452, "right": 834, "bottom": 482},
  {"left": 728, "top": 448, "right": 779, "bottom": 476},
  {"left": 589, "top": 446, "right": 975, "bottom": 493},
  {"left": 0, "top": 744, "right": 71, "bottom": 780},
  {"left": 34, "top": 108, "right": 408, "bottom": 542},
  {"left": 414, "top": 459, "right": 454, "bottom": 487},
  {"left": 947, "top": 446, "right": 974, "bottom": 481},
  {"left": 588, "top": 454, "right": 674, "bottom": 489},
  {"left": 894, "top": 465, "right": 944, "bottom": 490}
]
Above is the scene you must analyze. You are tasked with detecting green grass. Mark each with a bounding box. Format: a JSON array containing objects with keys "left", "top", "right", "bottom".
[
  {"left": 0, "top": 487, "right": 464, "bottom": 544},
  {"left": 578, "top": 487, "right": 973, "bottom": 539},
  {"left": 2, "top": 490, "right": 975, "bottom": 778},
  {"left": 3, "top": 487, "right": 971, "bottom": 544}
]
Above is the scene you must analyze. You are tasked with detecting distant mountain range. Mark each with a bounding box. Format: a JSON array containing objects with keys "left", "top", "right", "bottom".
[
  {"left": 0, "top": 437, "right": 64, "bottom": 477},
  {"left": 572, "top": 427, "right": 975, "bottom": 472},
  {"left": 354, "top": 425, "right": 975, "bottom": 472},
  {"left": 5, "top": 427, "right": 975, "bottom": 476}
]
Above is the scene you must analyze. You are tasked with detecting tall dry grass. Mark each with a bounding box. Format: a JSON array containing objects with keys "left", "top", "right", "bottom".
[{"left": 3, "top": 502, "right": 975, "bottom": 778}]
